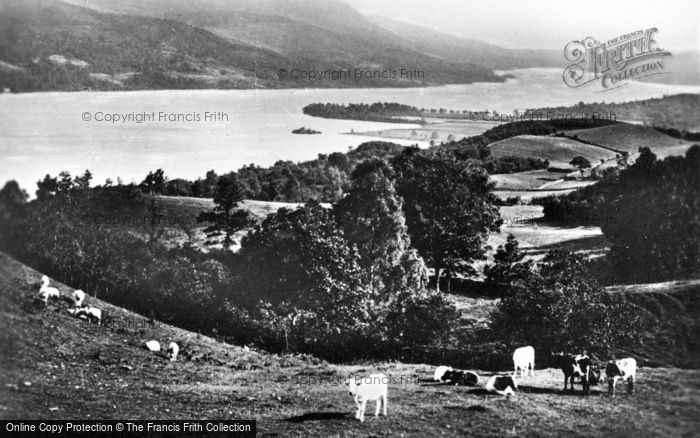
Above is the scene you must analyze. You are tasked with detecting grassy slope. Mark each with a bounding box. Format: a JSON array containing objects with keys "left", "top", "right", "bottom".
[
  {"left": 2, "top": 251, "right": 700, "bottom": 436},
  {"left": 487, "top": 135, "right": 618, "bottom": 168},
  {"left": 566, "top": 124, "right": 693, "bottom": 155}
]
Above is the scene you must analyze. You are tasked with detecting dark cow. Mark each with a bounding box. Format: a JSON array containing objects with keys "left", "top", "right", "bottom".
[
  {"left": 485, "top": 375, "right": 517, "bottom": 396},
  {"left": 553, "top": 353, "right": 600, "bottom": 394},
  {"left": 444, "top": 369, "right": 479, "bottom": 387}
]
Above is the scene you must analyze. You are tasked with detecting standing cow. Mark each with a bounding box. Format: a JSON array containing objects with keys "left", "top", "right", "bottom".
[
  {"left": 553, "top": 353, "right": 599, "bottom": 395},
  {"left": 513, "top": 346, "right": 535, "bottom": 377},
  {"left": 605, "top": 358, "right": 637, "bottom": 396}
]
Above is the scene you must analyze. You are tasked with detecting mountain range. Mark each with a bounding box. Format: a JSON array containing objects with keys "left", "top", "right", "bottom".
[{"left": 0, "top": 0, "right": 695, "bottom": 92}]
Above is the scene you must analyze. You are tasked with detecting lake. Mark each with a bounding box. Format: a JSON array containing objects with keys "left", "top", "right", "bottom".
[{"left": 1, "top": 68, "right": 699, "bottom": 195}]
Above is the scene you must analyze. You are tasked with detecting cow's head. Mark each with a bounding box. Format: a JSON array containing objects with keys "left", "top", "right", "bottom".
[{"left": 605, "top": 361, "right": 623, "bottom": 380}]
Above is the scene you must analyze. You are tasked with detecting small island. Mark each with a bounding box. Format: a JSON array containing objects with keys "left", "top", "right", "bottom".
[{"left": 292, "top": 127, "right": 322, "bottom": 135}]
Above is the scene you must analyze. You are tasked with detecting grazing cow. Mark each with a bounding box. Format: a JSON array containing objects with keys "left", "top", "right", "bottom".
[
  {"left": 433, "top": 366, "right": 453, "bottom": 382},
  {"left": 72, "top": 290, "right": 86, "bottom": 307},
  {"left": 167, "top": 342, "right": 180, "bottom": 361},
  {"left": 445, "top": 370, "right": 479, "bottom": 387},
  {"left": 513, "top": 346, "right": 535, "bottom": 377},
  {"left": 485, "top": 375, "right": 518, "bottom": 396},
  {"left": 605, "top": 358, "right": 637, "bottom": 396},
  {"left": 346, "top": 374, "right": 388, "bottom": 422},
  {"left": 38, "top": 275, "right": 60, "bottom": 304},
  {"left": 553, "top": 353, "right": 599, "bottom": 394}
]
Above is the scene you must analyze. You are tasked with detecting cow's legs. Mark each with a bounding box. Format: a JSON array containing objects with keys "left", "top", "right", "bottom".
[
  {"left": 628, "top": 376, "right": 634, "bottom": 394},
  {"left": 359, "top": 400, "right": 367, "bottom": 422}
]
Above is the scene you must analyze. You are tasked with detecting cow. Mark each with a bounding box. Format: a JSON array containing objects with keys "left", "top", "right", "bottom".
[
  {"left": 346, "top": 374, "right": 388, "bottom": 422},
  {"left": 553, "top": 353, "right": 599, "bottom": 394},
  {"left": 444, "top": 370, "right": 479, "bottom": 387},
  {"left": 485, "top": 374, "right": 518, "bottom": 396},
  {"left": 513, "top": 346, "right": 535, "bottom": 377},
  {"left": 605, "top": 358, "right": 637, "bottom": 396},
  {"left": 433, "top": 366, "right": 453, "bottom": 382}
]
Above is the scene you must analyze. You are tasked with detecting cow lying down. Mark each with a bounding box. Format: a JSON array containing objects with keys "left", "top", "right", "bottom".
[
  {"left": 433, "top": 366, "right": 479, "bottom": 386},
  {"left": 67, "top": 306, "right": 102, "bottom": 324},
  {"left": 484, "top": 375, "right": 518, "bottom": 396}
]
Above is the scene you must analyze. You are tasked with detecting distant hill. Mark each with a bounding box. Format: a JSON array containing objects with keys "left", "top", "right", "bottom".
[
  {"left": 368, "top": 15, "right": 562, "bottom": 69},
  {"left": 487, "top": 135, "right": 618, "bottom": 169},
  {"left": 531, "top": 94, "right": 700, "bottom": 131},
  {"left": 0, "top": 0, "right": 506, "bottom": 92}
]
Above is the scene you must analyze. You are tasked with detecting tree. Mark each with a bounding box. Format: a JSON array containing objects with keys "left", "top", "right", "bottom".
[
  {"left": 73, "top": 169, "right": 93, "bottom": 190},
  {"left": 392, "top": 148, "right": 502, "bottom": 291},
  {"left": 197, "top": 174, "right": 251, "bottom": 248},
  {"left": 570, "top": 156, "right": 592, "bottom": 173},
  {"left": 140, "top": 169, "right": 166, "bottom": 195},
  {"left": 491, "top": 250, "right": 650, "bottom": 356},
  {"left": 36, "top": 174, "right": 58, "bottom": 200},
  {"left": 484, "top": 234, "right": 533, "bottom": 292},
  {"left": 236, "top": 201, "right": 372, "bottom": 355},
  {"left": 334, "top": 160, "right": 426, "bottom": 298},
  {"left": 602, "top": 146, "right": 700, "bottom": 282}
]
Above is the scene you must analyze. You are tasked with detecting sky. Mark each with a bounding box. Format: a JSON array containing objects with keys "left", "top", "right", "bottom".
[{"left": 346, "top": 0, "right": 700, "bottom": 52}]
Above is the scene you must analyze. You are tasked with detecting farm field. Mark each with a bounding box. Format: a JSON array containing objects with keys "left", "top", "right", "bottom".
[
  {"left": 350, "top": 119, "right": 499, "bottom": 143},
  {"left": 486, "top": 135, "right": 618, "bottom": 168},
  {"left": 565, "top": 124, "right": 693, "bottom": 155},
  {"left": 2, "top": 251, "right": 699, "bottom": 437}
]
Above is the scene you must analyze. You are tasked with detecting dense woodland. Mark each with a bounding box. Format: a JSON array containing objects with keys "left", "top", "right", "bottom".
[
  {"left": 0, "top": 137, "right": 681, "bottom": 364},
  {"left": 530, "top": 94, "right": 700, "bottom": 131},
  {"left": 534, "top": 146, "right": 700, "bottom": 283}
]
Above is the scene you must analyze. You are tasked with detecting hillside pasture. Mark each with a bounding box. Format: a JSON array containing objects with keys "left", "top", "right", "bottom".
[
  {"left": 566, "top": 124, "right": 693, "bottom": 155},
  {"left": 2, "top": 251, "right": 699, "bottom": 436},
  {"left": 487, "top": 135, "right": 618, "bottom": 168}
]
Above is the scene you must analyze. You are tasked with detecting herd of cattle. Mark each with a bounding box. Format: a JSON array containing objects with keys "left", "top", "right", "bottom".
[
  {"left": 346, "top": 346, "right": 637, "bottom": 422},
  {"left": 37, "top": 275, "right": 180, "bottom": 361},
  {"left": 432, "top": 346, "right": 637, "bottom": 397},
  {"left": 36, "top": 275, "right": 638, "bottom": 423}
]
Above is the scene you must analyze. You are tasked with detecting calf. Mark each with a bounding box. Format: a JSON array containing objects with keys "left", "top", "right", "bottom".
[
  {"left": 512, "top": 346, "right": 535, "bottom": 377},
  {"left": 605, "top": 358, "right": 636, "bottom": 396},
  {"left": 553, "top": 353, "right": 598, "bottom": 394},
  {"left": 485, "top": 375, "right": 518, "bottom": 396},
  {"left": 346, "top": 374, "right": 388, "bottom": 422}
]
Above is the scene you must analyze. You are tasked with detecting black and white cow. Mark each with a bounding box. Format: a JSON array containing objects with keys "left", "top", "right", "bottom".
[
  {"left": 444, "top": 369, "right": 479, "bottom": 387},
  {"left": 485, "top": 374, "right": 518, "bottom": 396},
  {"left": 605, "top": 358, "right": 636, "bottom": 396},
  {"left": 553, "top": 353, "right": 600, "bottom": 394}
]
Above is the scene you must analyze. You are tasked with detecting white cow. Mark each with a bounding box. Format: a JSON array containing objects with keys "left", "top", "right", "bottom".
[
  {"left": 72, "top": 289, "right": 86, "bottom": 307},
  {"left": 167, "top": 342, "right": 180, "bottom": 361},
  {"left": 145, "top": 340, "right": 161, "bottom": 352},
  {"left": 513, "top": 346, "right": 535, "bottom": 377},
  {"left": 38, "top": 275, "right": 60, "bottom": 304},
  {"left": 605, "top": 358, "right": 637, "bottom": 396},
  {"left": 346, "top": 373, "right": 388, "bottom": 422}
]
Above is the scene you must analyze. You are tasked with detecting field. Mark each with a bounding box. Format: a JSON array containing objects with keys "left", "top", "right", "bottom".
[
  {"left": 566, "top": 124, "right": 693, "bottom": 155},
  {"left": 350, "top": 119, "right": 499, "bottom": 143},
  {"left": 487, "top": 135, "right": 618, "bottom": 168},
  {"left": 3, "top": 251, "right": 700, "bottom": 436}
]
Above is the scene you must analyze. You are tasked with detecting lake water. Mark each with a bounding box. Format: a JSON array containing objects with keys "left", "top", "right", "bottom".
[{"left": 1, "top": 68, "right": 699, "bottom": 195}]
